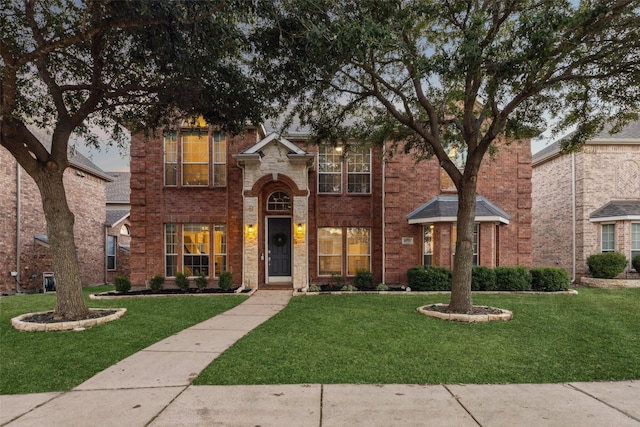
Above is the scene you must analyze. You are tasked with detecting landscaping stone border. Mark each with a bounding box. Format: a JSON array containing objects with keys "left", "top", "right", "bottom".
[
  {"left": 581, "top": 277, "right": 640, "bottom": 289},
  {"left": 90, "top": 287, "right": 257, "bottom": 300},
  {"left": 11, "top": 308, "right": 127, "bottom": 332},
  {"left": 417, "top": 304, "right": 513, "bottom": 323}
]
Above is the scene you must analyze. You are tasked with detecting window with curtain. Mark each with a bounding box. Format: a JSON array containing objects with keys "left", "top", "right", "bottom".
[
  {"left": 318, "top": 227, "right": 342, "bottom": 275},
  {"left": 213, "top": 224, "right": 227, "bottom": 277},
  {"left": 347, "top": 227, "right": 371, "bottom": 275},
  {"left": 183, "top": 224, "right": 209, "bottom": 276}
]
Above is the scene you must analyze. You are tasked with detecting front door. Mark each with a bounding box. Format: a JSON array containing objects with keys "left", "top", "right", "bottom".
[{"left": 267, "top": 217, "right": 292, "bottom": 282}]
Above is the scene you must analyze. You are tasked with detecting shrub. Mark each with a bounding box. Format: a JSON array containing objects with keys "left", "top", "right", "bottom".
[
  {"left": 354, "top": 269, "right": 374, "bottom": 290},
  {"left": 149, "top": 274, "right": 164, "bottom": 292},
  {"left": 586, "top": 252, "right": 628, "bottom": 279},
  {"left": 530, "top": 267, "right": 570, "bottom": 291},
  {"left": 308, "top": 284, "right": 321, "bottom": 292},
  {"left": 632, "top": 253, "right": 640, "bottom": 272},
  {"left": 471, "top": 266, "right": 496, "bottom": 291},
  {"left": 376, "top": 283, "right": 389, "bottom": 291},
  {"left": 341, "top": 284, "right": 358, "bottom": 292},
  {"left": 218, "top": 271, "right": 233, "bottom": 291},
  {"left": 114, "top": 276, "right": 131, "bottom": 293},
  {"left": 175, "top": 272, "right": 189, "bottom": 291},
  {"left": 494, "top": 266, "right": 532, "bottom": 291},
  {"left": 195, "top": 273, "right": 208, "bottom": 291},
  {"left": 330, "top": 273, "right": 346, "bottom": 290},
  {"left": 407, "top": 265, "right": 452, "bottom": 291}
]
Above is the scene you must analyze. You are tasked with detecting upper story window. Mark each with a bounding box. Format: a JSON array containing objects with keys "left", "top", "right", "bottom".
[
  {"left": 601, "top": 223, "right": 615, "bottom": 253},
  {"left": 318, "top": 145, "right": 371, "bottom": 194},
  {"left": 318, "top": 146, "right": 342, "bottom": 193},
  {"left": 163, "top": 118, "right": 226, "bottom": 187},
  {"left": 267, "top": 191, "right": 291, "bottom": 211}
]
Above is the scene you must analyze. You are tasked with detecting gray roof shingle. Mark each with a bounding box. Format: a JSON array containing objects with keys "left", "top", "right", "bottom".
[
  {"left": 406, "top": 195, "right": 511, "bottom": 224},
  {"left": 105, "top": 172, "right": 131, "bottom": 203},
  {"left": 106, "top": 210, "right": 130, "bottom": 227},
  {"left": 590, "top": 200, "right": 640, "bottom": 221}
]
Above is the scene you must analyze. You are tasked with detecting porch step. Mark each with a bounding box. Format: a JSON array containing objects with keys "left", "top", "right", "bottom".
[{"left": 259, "top": 283, "right": 293, "bottom": 290}]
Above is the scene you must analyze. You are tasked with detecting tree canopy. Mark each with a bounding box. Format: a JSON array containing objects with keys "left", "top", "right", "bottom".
[{"left": 258, "top": 0, "right": 640, "bottom": 311}]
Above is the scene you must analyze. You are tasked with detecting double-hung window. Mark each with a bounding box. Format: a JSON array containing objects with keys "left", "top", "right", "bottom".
[
  {"left": 212, "top": 132, "right": 226, "bottom": 186},
  {"left": 213, "top": 224, "right": 227, "bottom": 277},
  {"left": 183, "top": 224, "right": 209, "bottom": 276},
  {"left": 423, "top": 225, "right": 434, "bottom": 266},
  {"left": 347, "top": 147, "right": 371, "bottom": 193},
  {"left": 318, "top": 228, "right": 342, "bottom": 275},
  {"left": 631, "top": 223, "right": 639, "bottom": 269},
  {"left": 452, "top": 224, "right": 479, "bottom": 265},
  {"left": 165, "top": 224, "right": 178, "bottom": 277},
  {"left": 318, "top": 146, "right": 342, "bottom": 193},
  {"left": 347, "top": 227, "right": 371, "bottom": 275},
  {"left": 107, "top": 236, "right": 116, "bottom": 271},
  {"left": 164, "top": 132, "right": 178, "bottom": 186},
  {"left": 601, "top": 224, "right": 615, "bottom": 253},
  {"left": 182, "top": 132, "right": 209, "bottom": 186}
]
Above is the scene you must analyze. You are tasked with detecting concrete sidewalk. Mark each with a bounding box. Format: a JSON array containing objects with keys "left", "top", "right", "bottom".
[{"left": 2, "top": 291, "right": 639, "bottom": 426}]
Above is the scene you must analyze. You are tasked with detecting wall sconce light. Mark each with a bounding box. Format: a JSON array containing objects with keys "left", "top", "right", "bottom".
[
  {"left": 247, "top": 224, "right": 254, "bottom": 234},
  {"left": 297, "top": 223, "right": 304, "bottom": 234}
]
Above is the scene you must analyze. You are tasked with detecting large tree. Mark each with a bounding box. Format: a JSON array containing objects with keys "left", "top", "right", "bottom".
[
  {"left": 258, "top": 0, "right": 640, "bottom": 312},
  {"left": 1, "top": 0, "right": 276, "bottom": 320}
]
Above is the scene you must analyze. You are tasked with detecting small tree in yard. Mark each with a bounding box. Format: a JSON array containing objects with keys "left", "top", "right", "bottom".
[
  {"left": 261, "top": 0, "right": 640, "bottom": 312},
  {"left": 1, "top": 1, "right": 281, "bottom": 320}
]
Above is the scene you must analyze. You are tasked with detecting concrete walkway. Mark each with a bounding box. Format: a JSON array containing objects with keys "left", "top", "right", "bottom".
[{"left": 2, "top": 291, "right": 639, "bottom": 426}]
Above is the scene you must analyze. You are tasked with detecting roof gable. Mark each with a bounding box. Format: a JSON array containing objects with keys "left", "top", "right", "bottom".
[{"left": 242, "top": 132, "right": 307, "bottom": 155}]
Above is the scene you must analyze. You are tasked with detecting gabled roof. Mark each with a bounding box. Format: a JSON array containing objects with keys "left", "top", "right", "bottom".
[
  {"left": 407, "top": 195, "right": 511, "bottom": 224},
  {"left": 533, "top": 118, "right": 640, "bottom": 166},
  {"left": 589, "top": 200, "right": 640, "bottom": 222},
  {"left": 106, "top": 172, "right": 131, "bottom": 203},
  {"left": 242, "top": 132, "right": 307, "bottom": 155},
  {"left": 106, "top": 210, "right": 130, "bottom": 227}
]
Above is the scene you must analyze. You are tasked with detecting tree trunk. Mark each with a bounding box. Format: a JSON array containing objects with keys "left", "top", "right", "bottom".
[
  {"left": 448, "top": 178, "right": 477, "bottom": 313},
  {"left": 34, "top": 168, "right": 89, "bottom": 321}
]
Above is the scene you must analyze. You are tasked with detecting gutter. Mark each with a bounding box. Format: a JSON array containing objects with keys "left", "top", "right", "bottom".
[
  {"left": 381, "top": 147, "right": 386, "bottom": 285},
  {"left": 15, "top": 164, "right": 22, "bottom": 293}
]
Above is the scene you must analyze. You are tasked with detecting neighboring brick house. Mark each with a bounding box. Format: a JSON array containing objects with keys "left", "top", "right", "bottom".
[
  {"left": 129, "top": 120, "right": 531, "bottom": 289},
  {"left": 0, "top": 140, "right": 112, "bottom": 294},
  {"left": 532, "top": 120, "right": 640, "bottom": 281},
  {"left": 105, "top": 172, "right": 131, "bottom": 283}
]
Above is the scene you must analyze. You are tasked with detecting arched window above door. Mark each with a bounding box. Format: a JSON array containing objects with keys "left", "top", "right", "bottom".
[{"left": 267, "top": 191, "right": 291, "bottom": 211}]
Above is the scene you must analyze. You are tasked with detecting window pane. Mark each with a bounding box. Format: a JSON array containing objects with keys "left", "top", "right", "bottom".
[
  {"left": 347, "top": 227, "right": 370, "bottom": 275},
  {"left": 184, "top": 224, "right": 209, "bottom": 276},
  {"left": 631, "top": 224, "right": 639, "bottom": 269},
  {"left": 347, "top": 148, "right": 371, "bottom": 193},
  {"left": 423, "top": 225, "right": 433, "bottom": 266},
  {"left": 602, "top": 224, "right": 615, "bottom": 252},
  {"left": 107, "top": 236, "right": 116, "bottom": 270},
  {"left": 182, "top": 132, "right": 209, "bottom": 186},
  {"left": 452, "top": 224, "right": 479, "bottom": 266},
  {"left": 164, "top": 132, "right": 177, "bottom": 186},
  {"left": 319, "top": 146, "right": 342, "bottom": 193},
  {"left": 319, "top": 228, "right": 342, "bottom": 275},
  {"left": 267, "top": 191, "right": 291, "bottom": 211},
  {"left": 165, "top": 224, "right": 177, "bottom": 277},
  {"left": 214, "top": 224, "right": 226, "bottom": 276},
  {"left": 213, "top": 132, "right": 226, "bottom": 186}
]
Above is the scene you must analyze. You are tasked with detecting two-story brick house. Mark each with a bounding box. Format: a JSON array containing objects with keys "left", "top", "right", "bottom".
[
  {"left": 129, "top": 119, "right": 532, "bottom": 290},
  {"left": 532, "top": 119, "right": 640, "bottom": 281},
  {"left": 0, "top": 139, "right": 113, "bottom": 294}
]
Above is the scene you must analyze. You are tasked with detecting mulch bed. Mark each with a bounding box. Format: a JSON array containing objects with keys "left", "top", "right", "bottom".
[
  {"left": 23, "top": 309, "right": 118, "bottom": 324},
  {"left": 423, "top": 304, "right": 505, "bottom": 315},
  {"left": 101, "top": 287, "right": 251, "bottom": 296}
]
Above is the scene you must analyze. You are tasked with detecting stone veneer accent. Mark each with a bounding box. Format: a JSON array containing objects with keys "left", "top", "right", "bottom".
[{"left": 581, "top": 277, "right": 640, "bottom": 289}]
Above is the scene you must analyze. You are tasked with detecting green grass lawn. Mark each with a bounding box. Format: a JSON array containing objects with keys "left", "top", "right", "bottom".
[
  {"left": 0, "top": 286, "right": 247, "bottom": 395},
  {"left": 194, "top": 289, "right": 640, "bottom": 385}
]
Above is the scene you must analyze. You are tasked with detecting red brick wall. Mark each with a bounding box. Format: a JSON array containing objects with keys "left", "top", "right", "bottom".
[{"left": 0, "top": 148, "right": 18, "bottom": 292}]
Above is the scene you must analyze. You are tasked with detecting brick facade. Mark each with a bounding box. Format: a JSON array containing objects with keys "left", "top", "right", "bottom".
[
  {"left": 130, "top": 124, "right": 532, "bottom": 289},
  {"left": 532, "top": 126, "right": 640, "bottom": 281},
  {"left": 0, "top": 145, "right": 110, "bottom": 293}
]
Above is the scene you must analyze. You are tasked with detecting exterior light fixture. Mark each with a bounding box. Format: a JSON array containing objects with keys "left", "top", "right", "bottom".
[
  {"left": 297, "top": 223, "right": 304, "bottom": 233},
  {"left": 247, "top": 224, "right": 254, "bottom": 234}
]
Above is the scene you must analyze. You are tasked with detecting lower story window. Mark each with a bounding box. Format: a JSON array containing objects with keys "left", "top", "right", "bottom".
[
  {"left": 107, "top": 236, "right": 116, "bottom": 271},
  {"left": 423, "top": 225, "right": 433, "bottom": 266},
  {"left": 347, "top": 227, "right": 371, "bottom": 275},
  {"left": 452, "top": 223, "right": 479, "bottom": 266},
  {"left": 165, "top": 224, "right": 177, "bottom": 277},
  {"left": 214, "top": 224, "right": 227, "bottom": 276},
  {"left": 632, "top": 223, "right": 640, "bottom": 269},
  {"left": 318, "top": 227, "right": 342, "bottom": 275},
  {"left": 601, "top": 223, "right": 615, "bottom": 252},
  {"left": 184, "top": 224, "right": 209, "bottom": 276}
]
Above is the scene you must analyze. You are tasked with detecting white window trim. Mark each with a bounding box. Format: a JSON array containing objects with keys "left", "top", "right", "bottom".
[
  {"left": 318, "top": 227, "right": 343, "bottom": 276},
  {"left": 601, "top": 223, "right": 616, "bottom": 253},
  {"left": 346, "top": 227, "right": 371, "bottom": 276}
]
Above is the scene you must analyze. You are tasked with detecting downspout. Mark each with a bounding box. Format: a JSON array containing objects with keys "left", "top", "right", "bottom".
[
  {"left": 306, "top": 161, "right": 313, "bottom": 288},
  {"left": 15, "top": 163, "right": 22, "bottom": 293},
  {"left": 237, "top": 161, "right": 247, "bottom": 289},
  {"left": 571, "top": 152, "right": 576, "bottom": 283}
]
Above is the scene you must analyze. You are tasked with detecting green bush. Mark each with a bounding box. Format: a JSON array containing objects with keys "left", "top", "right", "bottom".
[
  {"left": 471, "top": 266, "right": 496, "bottom": 291},
  {"left": 175, "top": 272, "right": 189, "bottom": 291},
  {"left": 308, "top": 284, "right": 321, "bottom": 292},
  {"left": 114, "top": 276, "right": 131, "bottom": 293},
  {"left": 330, "top": 273, "right": 346, "bottom": 290},
  {"left": 632, "top": 253, "right": 640, "bottom": 272},
  {"left": 494, "top": 266, "right": 532, "bottom": 291},
  {"left": 586, "top": 252, "right": 628, "bottom": 279},
  {"left": 376, "top": 283, "right": 389, "bottom": 291},
  {"left": 354, "top": 269, "right": 374, "bottom": 290},
  {"left": 407, "top": 265, "right": 452, "bottom": 291},
  {"left": 530, "top": 267, "right": 570, "bottom": 291},
  {"left": 149, "top": 274, "right": 164, "bottom": 292},
  {"left": 195, "top": 273, "right": 208, "bottom": 291},
  {"left": 340, "top": 284, "right": 358, "bottom": 292},
  {"left": 218, "top": 271, "right": 233, "bottom": 291}
]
